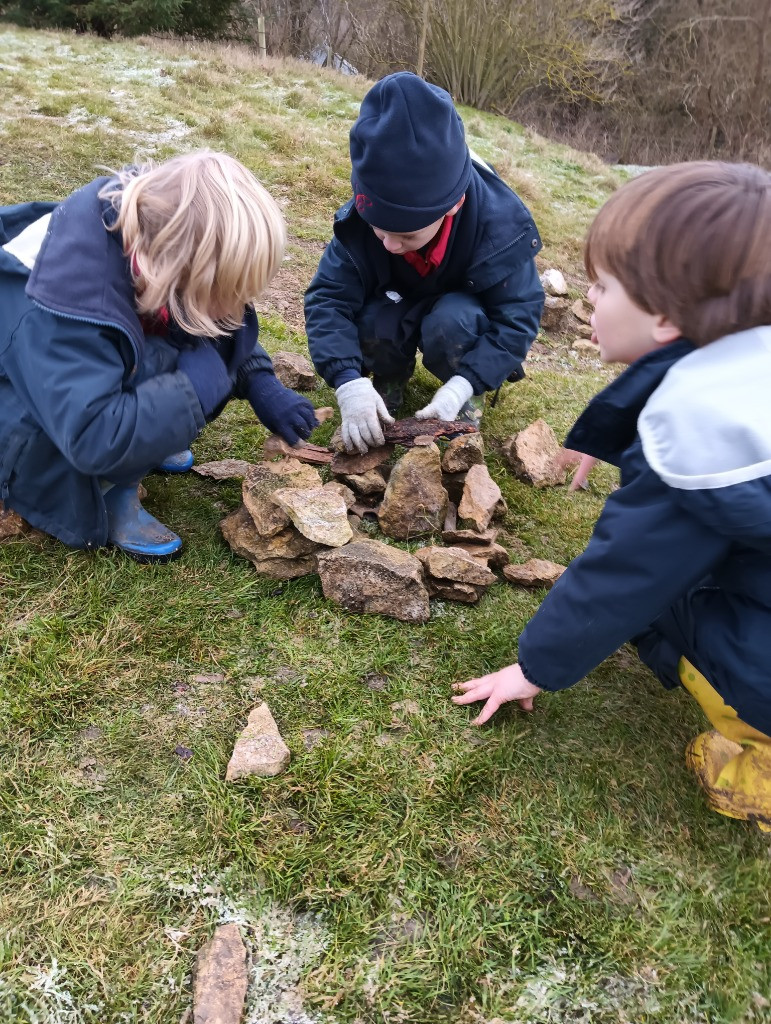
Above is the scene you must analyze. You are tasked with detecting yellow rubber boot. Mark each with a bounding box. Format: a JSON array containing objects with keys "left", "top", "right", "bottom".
[{"left": 679, "top": 658, "right": 771, "bottom": 832}]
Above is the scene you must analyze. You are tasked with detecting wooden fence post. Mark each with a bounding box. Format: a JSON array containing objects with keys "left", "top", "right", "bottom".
[{"left": 257, "top": 14, "right": 267, "bottom": 59}]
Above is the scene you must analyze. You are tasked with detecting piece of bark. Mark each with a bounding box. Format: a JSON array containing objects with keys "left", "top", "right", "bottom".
[
  {"left": 262, "top": 435, "right": 333, "bottom": 464},
  {"left": 329, "top": 417, "right": 476, "bottom": 454},
  {"left": 193, "top": 459, "right": 253, "bottom": 480},
  {"left": 193, "top": 923, "right": 248, "bottom": 1024},
  {"left": 331, "top": 445, "right": 394, "bottom": 475},
  {"left": 383, "top": 417, "right": 478, "bottom": 446}
]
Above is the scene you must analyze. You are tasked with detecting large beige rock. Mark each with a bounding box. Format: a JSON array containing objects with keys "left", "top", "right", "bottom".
[
  {"left": 220, "top": 506, "right": 319, "bottom": 579},
  {"left": 457, "top": 463, "right": 502, "bottom": 532},
  {"left": 317, "top": 539, "right": 430, "bottom": 622},
  {"left": 193, "top": 923, "right": 248, "bottom": 1024},
  {"left": 242, "top": 459, "right": 322, "bottom": 537},
  {"left": 226, "top": 702, "right": 291, "bottom": 780},
  {"left": 503, "top": 558, "right": 566, "bottom": 589},
  {"left": 272, "top": 486, "right": 352, "bottom": 547},
  {"left": 502, "top": 419, "right": 568, "bottom": 488},
  {"left": 441, "top": 433, "right": 485, "bottom": 473},
  {"left": 415, "top": 545, "right": 496, "bottom": 603},
  {"left": 378, "top": 444, "right": 448, "bottom": 540},
  {"left": 272, "top": 350, "right": 317, "bottom": 390}
]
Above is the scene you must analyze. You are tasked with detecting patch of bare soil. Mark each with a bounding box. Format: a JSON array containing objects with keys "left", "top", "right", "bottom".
[{"left": 255, "top": 235, "right": 326, "bottom": 333}]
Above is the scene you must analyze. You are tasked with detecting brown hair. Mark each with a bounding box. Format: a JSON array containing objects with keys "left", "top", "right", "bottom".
[
  {"left": 584, "top": 161, "right": 771, "bottom": 345},
  {"left": 100, "top": 151, "right": 286, "bottom": 338}
]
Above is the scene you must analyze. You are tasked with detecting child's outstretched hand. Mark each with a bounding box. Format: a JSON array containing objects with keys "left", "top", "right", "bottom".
[
  {"left": 452, "top": 663, "right": 541, "bottom": 725},
  {"left": 555, "top": 448, "right": 599, "bottom": 491}
]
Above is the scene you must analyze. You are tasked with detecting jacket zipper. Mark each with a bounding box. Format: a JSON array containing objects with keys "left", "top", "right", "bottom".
[
  {"left": 31, "top": 299, "right": 141, "bottom": 375},
  {"left": 468, "top": 227, "right": 528, "bottom": 275}
]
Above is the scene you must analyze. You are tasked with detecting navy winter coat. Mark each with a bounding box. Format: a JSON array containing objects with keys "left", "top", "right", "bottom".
[
  {"left": 518, "top": 331, "right": 771, "bottom": 736},
  {"left": 0, "top": 179, "right": 273, "bottom": 549},
  {"left": 304, "top": 159, "right": 544, "bottom": 393}
]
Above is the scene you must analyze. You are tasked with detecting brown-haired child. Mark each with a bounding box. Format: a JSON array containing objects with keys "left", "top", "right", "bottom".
[{"left": 453, "top": 161, "right": 771, "bottom": 832}]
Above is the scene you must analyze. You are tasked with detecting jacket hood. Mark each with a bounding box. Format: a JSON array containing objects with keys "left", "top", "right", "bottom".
[{"left": 24, "top": 178, "right": 145, "bottom": 362}]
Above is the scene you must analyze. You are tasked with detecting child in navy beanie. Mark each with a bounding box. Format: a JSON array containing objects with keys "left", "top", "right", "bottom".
[
  {"left": 305, "top": 71, "right": 544, "bottom": 453},
  {"left": 350, "top": 73, "right": 472, "bottom": 233}
]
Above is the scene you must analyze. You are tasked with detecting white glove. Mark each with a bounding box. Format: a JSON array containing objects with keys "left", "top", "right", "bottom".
[
  {"left": 335, "top": 377, "right": 395, "bottom": 453},
  {"left": 415, "top": 375, "right": 474, "bottom": 422}
]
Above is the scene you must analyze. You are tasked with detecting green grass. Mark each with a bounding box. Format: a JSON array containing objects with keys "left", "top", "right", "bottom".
[{"left": 1, "top": 25, "right": 770, "bottom": 1024}]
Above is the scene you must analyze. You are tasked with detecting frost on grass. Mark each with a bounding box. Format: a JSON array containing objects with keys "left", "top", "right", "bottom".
[
  {"left": 0, "top": 960, "right": 103, "bottom": 1024},
  {"left": 495, "top": 954, "right": 711, "bottom": 1024},
  {"left": 165, "top": 870, "right": 333, "bottom": 1024}
]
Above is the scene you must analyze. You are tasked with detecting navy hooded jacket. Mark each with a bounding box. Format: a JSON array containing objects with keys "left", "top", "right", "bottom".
[
  {"left": 0, "top": 178, "right": 274, "bottom": 549},
  {"left": 304, "top": 159, "right": 544, "bottom": 394},
  {"left": 517, "top": 330, "right": 771, "bottom": 736}
]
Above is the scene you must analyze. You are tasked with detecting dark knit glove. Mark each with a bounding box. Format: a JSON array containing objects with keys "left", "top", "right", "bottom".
[
  {"left": 246, "top": 370, "right": 318, "bottom": 445},
  {"left": 177, "top": 340, "right": 232, "bottom": 420}
]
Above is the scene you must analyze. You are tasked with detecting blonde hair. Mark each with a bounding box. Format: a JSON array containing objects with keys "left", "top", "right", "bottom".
[
  {"left": 585, "top": 161, "right": 771, "bottom": 346},
  {"left": 100, "top": 150, "right": 286, "bottom": 337}
]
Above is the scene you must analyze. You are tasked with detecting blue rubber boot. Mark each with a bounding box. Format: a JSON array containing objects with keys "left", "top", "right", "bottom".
[
  {"left": 157, "top": 449, "right": 194, "bottom": 474},
  {"left": 103, "top": 485, "right": 182, "bottom": 563}
]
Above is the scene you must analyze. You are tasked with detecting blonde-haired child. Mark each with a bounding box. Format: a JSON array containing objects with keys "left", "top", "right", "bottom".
[
  {"left": 453, "top": 161, "right": 771, "bottom": 832},
  {"left": 0, "top": 150, "right": 317, "bottom": 561}
]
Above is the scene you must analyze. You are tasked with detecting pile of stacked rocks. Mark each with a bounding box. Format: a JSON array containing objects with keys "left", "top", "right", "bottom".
[{"left": 219, "top": 432, "right": 517, "bottom": 623}]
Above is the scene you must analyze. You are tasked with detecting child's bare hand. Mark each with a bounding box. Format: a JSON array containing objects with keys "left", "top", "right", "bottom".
[
  {"left": 555, "top": 448, "right": 599, "bottom": 491},
  {"left": 451, "top": 664, "right": 541, "bottom": 725}
]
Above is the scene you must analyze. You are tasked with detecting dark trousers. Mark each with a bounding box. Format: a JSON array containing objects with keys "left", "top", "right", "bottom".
[{"left": 357, "top": 292, "right": 490, "bottom": 385}]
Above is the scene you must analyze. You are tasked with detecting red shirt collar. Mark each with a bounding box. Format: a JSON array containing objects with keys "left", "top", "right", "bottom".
[{"left": 401, "top": 201, "right": 462, "bottom": 276}]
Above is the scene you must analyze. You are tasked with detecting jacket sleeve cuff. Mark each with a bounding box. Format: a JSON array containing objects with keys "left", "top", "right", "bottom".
[
  {"left": 517, "top": 654, "right": 567, "bottom": 694},
  {"left": 332, "top": 368, "right": 362, "bottom": 389}
]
